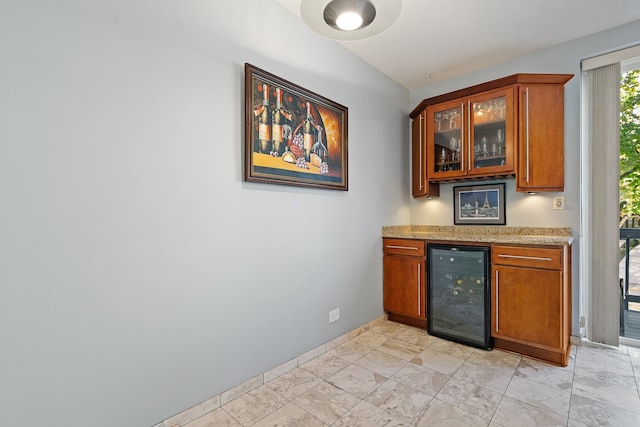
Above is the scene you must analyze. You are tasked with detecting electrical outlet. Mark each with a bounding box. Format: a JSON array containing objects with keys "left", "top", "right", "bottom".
[
  {"left": 553, "top": 197, "right": 565, "bottom": 210},
  {"left": 329, "top": 308, "right": 340, "bottom": 323}
]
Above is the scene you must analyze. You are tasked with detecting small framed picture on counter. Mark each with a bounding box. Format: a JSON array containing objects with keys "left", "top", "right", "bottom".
[{"left": 453, "top": 183, "right": 506, "bottom": 225}]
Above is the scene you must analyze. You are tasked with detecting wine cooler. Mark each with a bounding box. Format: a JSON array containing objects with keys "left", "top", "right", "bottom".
[{"left": 427, "top": 244, "right": 492, "bottom": 350}]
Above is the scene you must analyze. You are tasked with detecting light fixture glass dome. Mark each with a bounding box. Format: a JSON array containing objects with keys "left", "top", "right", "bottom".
[
  {"left": 335, "top": 12, "right": 363, "bottom": 31},
  {"left": 301, "top": 0, "right": 401, "bottom": 41},
  {"left": 323, "top": 0, "right": 376, "bottom": 32}
]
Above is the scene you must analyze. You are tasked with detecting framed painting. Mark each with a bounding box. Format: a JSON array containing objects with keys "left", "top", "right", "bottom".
[
  {"left": 453, "top": 183, "right": 506, "bottom": 225},
  {"left": 244, "top": 63, "right": 348, "bottom": 191}
]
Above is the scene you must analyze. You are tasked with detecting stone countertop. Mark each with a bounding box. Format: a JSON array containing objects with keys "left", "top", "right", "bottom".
[{"left": 382, "top": 225, "right": 573, "bottom": 246}]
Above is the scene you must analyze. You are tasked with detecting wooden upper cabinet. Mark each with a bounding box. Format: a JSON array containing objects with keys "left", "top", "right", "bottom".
[
  {"left": 426, "top": 87, "right": 515, "bottom": 182},
  {"left": 409, "top": 74, "right": 573, "bottom": 194},
  {"left": 516, "top": 83, "right": 567, "bottom": 192},
  {"left": 411, "top": 110, "right": 439, "bottom": 198}
]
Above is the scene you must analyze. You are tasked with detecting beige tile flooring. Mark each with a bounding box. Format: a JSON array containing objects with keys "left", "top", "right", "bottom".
[{"left": 162, "top": 319, "right": 640, "bottom": 427}]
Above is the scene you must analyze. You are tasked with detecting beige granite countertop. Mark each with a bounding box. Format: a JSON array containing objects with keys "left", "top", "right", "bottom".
[{"left": 382, "top": 225, "right": 573, "bottom": 246}]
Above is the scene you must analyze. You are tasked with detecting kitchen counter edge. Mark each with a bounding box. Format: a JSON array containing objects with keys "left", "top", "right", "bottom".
[{"left": 382, "top": 225, "right": 573, "bottom": 246}]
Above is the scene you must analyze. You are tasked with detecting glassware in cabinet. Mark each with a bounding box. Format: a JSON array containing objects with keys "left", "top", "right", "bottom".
[
  {"left": 427, "top": 100, "right": 465, "bottom": 179},
  {"left": 468, "top": 88, "right": 515, "bottom": 175},
  {"left": 426, "top": 88, "right": 515, "bottom": 181}
]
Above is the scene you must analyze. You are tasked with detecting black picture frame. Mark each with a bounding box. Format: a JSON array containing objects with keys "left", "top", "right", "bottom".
[{"left": 453, "top": 183, "right": 506, "bottom": 225}]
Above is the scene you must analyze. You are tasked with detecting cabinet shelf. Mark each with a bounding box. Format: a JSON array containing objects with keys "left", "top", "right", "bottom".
[
  {"left": 474, "top": 120, "right": 506, "bottom": 131},
  {"left": 474, "top": 155, "right": 507, "bottom": 168},
  {"left": 434, "top": 127, "right": 461, "bottom": 136}
]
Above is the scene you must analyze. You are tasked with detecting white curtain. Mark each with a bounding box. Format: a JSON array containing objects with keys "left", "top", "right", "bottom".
[{"left": 581, "top": 62, "right": 621, "bottom": 345}]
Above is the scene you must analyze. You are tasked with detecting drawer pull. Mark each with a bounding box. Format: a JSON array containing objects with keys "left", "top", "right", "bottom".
[
  {"left": 498, "top": 254, "right": 552, "bottom": 262},
  {"left": 386, "top": 245, "right": 419, "bottom": 251}
]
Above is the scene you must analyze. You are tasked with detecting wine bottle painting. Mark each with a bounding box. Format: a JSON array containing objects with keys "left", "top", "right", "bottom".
[
  {"left": 245, "top": 64, "right": 348, "bottom": 191},
  {"left": 252, "top": 82, "right": 335, "bottom": 173}
]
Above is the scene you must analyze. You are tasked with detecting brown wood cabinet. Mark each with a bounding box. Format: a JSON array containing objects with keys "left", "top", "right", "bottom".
[
  {"left": 409, "top": 74, "right": 573, "bottom": 197},
  {"left": 411, "top": 110, "right": 439, "bottom": 198},
  {"left": 491, "top": 244, "right": 572, "bottom": 366},
  {"left": 516, "top": 84, "right": 567, "bottom": 192},
  {"left": 383, "top": 238, "right": 426, "bottom": 328},
  {"left": 426, "top": 87, "right": 516, "bottom": 181}
]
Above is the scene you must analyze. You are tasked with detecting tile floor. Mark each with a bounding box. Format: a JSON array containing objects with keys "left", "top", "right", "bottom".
[{"left": 165, "top": 320, "right": 640, "bottom": 426}]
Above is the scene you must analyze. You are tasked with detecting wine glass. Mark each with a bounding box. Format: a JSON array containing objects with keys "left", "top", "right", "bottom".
[
  {"left": 449, "top": 111, "right": 460, "bottom": 129},
  {"left": 496, "top": 129, "right": 505, "bottom": 155},
  {"left": 434, "top": 112, "right": 443, "bottom": 131}
]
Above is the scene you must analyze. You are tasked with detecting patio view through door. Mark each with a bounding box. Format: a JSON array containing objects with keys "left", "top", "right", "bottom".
[{"left": 619, "top": 65, "right": 640, "bottom": 343}]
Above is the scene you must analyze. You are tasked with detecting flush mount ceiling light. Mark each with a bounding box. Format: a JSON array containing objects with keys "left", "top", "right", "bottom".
[{"left": 301, "top": 0, "right": 401, "bottom": 41}]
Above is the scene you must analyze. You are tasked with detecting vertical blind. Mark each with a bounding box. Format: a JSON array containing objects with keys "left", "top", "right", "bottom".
[{"left": 581, "top": 62, "right": 621, "bottom": 345}]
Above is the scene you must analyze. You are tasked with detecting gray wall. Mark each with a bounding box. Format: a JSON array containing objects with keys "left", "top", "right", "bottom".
[
  {"left": 0, "top": 1, "right": 410, "bottom": 425},
  {"left": 2, "top": 0, "right": 639, "bottom": 425},
  {"left": 409, "top": 20, "right": 640, "bottom": 338}
]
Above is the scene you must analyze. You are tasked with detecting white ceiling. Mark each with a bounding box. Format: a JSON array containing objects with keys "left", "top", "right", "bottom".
[{"left": 275, "top": 0, "right": 640, "bottom": 89}]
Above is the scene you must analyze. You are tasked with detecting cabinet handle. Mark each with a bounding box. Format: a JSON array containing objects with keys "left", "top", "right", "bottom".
[
  {"left": 495, "top": 270, "right": 499, "bottom": 332},
  {"left": 419, "top": 113, "right": 424, "bottom": 190},
  {"left": 417, "top": 263, "right": 421, "bottom": 316},
  {"left": 525, "top": 87, "right": 530, "bottom": 182},
  {"left": 386, "top": 245, "right": 419, "bottom": 250},
  {"left": 498, "top": 254, "right": 552, "bottom": 262},
  {"left": 466, "top": 101, "right": 471, "bottom": 171}
]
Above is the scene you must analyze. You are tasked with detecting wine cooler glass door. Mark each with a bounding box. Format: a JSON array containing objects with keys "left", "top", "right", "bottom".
[{"left": 427, "top": 244, "right": 492, "bottom": 350}]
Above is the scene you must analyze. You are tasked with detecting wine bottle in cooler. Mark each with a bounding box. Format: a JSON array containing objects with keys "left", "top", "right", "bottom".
[
  {"left": 303, "top": 102, "right": 314, "bottom": 162},
  {"left": 257, "top": 83, "right": 270, "bottom": 154}
]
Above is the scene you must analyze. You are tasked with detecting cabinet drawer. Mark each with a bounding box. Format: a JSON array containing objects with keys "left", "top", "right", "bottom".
[
  {"left": 492, "top": 245, "right": 562, "bottom": 270},
  {"left": 383, "top": 238, "right": 425, "bottom": 257}
]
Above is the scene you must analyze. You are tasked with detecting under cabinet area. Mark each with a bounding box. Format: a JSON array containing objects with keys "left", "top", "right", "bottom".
[
  {"left": 383, "top": 238, "right": 426, "bottom": 328},
  {"left": 381, "top": 227, "right": 573, "bottom": 366},
  {"left": 491, "top": 244, "right": 571, "bottom": 366},
  {"left": 409, "top": 73, "right": 573, "bottom": 196}
]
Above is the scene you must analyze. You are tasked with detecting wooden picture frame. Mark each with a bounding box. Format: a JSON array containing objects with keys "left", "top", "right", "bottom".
[
  {"left": 453, "top": 183, "right": 506, "bottom": 225},
  {"left": 244, "top": 63, "right": 348, "bottom": 191}
]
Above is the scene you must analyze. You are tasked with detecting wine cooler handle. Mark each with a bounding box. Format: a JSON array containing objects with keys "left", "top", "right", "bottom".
[
  {"left": 525, "top": 87, "right": 530, "bottom": 182},
  {"left": 417, "top": 263, "right": 421, "bottom": 316},
  {"left": 495, "top": 270, "right": 499, "bottom": 332}
]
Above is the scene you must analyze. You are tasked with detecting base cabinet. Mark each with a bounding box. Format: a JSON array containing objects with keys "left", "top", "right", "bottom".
[
  {"left": 491, "top": 245, "right": 571, "bottom": 366},
  {"left": 381, "top": 237, "right": 572, "bottom": 365},
  {"left": 383, "top": 238, "right": 426, "bottom": 328}
]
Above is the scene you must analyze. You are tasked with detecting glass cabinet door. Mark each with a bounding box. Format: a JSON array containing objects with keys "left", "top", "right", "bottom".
[
  {"left": 468, "top": 88, "right": 515, "bottom": 175},
  {"left": 427, "top": 101, "right": 464, "bottom": 178}
]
